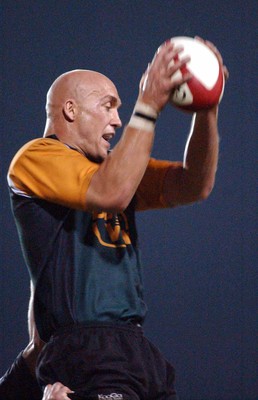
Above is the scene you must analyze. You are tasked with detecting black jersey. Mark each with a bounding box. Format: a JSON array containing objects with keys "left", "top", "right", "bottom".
[{"left": 8, "top": 137, "right": 175, "bottom": 341}]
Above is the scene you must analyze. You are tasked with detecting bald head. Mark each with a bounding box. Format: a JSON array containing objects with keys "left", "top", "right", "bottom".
[
  {"left": 45, "top": 69, "right": 116, "bottom": 118},
  {"left": 43, "top": 69, "right": 121, "bottom": 138},
  {"left": 43, "top": 69, "right": 122, "bottom": 160}
]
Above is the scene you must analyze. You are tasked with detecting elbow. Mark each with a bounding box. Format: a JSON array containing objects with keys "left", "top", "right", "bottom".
[
  {"left": 88, "top": 188, "right": 134, "bottom": 213},
  {"left": 192, "top": 182, "right": 215, "bottom": 202},
  {"left": 108, "top": 188, "right": 134, "bottom": 212},
  {"left": 105, "top": 180, "right": 138, "bottom": 212},
  {"left": 185, "top": 169, "right": 216, "bottom": 203},
  {"left": 85, "top": 177, "right": 136, "bottom": 213},
  {"left": 181, "top": 176, "right": 215, "bottom": 204}
]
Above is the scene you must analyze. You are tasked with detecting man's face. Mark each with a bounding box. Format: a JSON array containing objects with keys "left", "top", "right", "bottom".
[{"left": 75, "top": 79, "right": 122, "bottom": 163}]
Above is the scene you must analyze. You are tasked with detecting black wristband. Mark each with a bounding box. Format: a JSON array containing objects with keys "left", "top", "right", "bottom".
[{"left": 133, "top": 111, "right": 157, "bottom": 123}]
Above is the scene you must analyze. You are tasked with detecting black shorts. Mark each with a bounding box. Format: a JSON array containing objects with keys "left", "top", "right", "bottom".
[{"left": 36, "top": 322, "right": 178, "bottom": 400}]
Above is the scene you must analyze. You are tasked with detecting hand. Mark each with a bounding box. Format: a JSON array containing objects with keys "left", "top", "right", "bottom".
[
  {"left": 42, "top": 382, "right": 74, "bottom": 400},
  {"left": 138, "top": 40, "right": 193, "bottom": 112}
]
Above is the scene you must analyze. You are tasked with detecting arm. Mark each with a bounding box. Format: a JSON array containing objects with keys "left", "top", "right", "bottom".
[
  {"left": 163, "top": 106, "right": 219, "bottom": 206},
  {"left": 163, "top": 40, "right": 228, "bottom": 206},
  {"left": 0, "top": 283, "right": 74, "bottom": 400},
  {"left": 22, "top": 281, "right": 45, "bottom": 377},
  {"left": 0, "top": 283, "right": 44, "bottom": 400},
  {"left": 20, "top": 285, "right": 75, "bottom": 399},
  {"left": 85, "top": 42, "right": 192, "bottom": 213}
]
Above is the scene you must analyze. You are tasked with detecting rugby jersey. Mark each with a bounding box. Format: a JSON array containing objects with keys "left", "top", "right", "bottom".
[{"left": 7, "top": 136, "right": 177, "bottom": 341}]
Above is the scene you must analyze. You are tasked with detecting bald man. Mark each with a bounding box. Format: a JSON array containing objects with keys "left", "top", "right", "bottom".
[{"left": 2, "top": 39, "right": 227, "bottom": 399}]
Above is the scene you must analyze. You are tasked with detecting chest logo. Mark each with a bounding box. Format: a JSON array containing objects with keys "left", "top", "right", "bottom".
[{"left": 92, "top": 211, "right": 131, "bottom": 248}]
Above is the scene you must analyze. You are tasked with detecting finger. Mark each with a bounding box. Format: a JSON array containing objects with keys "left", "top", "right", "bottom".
[
  {"left": 65, "top": 388, "right": 75, "bottom": 394},
  {"left": 56, "top": 384, "right": 75, "bottom": 395},
  {"left": 170, "top": 73, "right": 193, "bottom": 94},
  {"left": 154, "top": 40, "right": 177, "bottom": 61},
  {"left": 43, "top": 384, "right": 54, "bottom": 394},
  {"left": 153, "top": 43, "right": 185, "bottom": 75},
  {"left": 155, "top": 38, "right": 174, "bottom": 55},
  {"left": 168, "top": 54, "right": 191, "bottom": 70},
  {"left": 43, "top": 382, "right": 75, "bottom": 396},
  {"left": 194, "top": 35, "right": 207, "bottom": 46}
]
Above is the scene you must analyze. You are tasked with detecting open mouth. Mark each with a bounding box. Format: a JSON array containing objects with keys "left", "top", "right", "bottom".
[{"left": 102, "top": 133, "right": 114, "bottom": 143}]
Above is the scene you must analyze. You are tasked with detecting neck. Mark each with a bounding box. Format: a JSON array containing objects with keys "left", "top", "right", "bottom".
[{"left": 43, "top": 118, "right": 67, "bottom": 138}]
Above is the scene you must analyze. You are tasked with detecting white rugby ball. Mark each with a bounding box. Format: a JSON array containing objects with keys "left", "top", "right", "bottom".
[{"left": 169, "top": 36, "right": 224, "bottom": 112}]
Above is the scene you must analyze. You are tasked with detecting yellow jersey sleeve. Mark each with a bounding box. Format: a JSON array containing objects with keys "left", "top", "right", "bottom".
[
  {"left": 135, "top": 157, "right": 183, "bottom": 211},
  {"left": 8, "top": 138, "right": 99, "bottom": 210}
]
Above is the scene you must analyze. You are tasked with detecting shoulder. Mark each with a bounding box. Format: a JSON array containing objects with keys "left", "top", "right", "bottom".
[
  {"left": 9, "top": 137, "right": 84, "bottom": 170},
  {"left": 11, "top": 137, "right": 68, "bottom": 158}
]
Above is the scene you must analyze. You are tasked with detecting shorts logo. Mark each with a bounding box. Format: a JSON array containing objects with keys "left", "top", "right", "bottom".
[{"left": 98, "top": 394, "right": 123, "bottom": 400}]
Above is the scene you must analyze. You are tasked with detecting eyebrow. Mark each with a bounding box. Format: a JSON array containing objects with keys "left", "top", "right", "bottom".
[{"left": 102, "top": 95, "right": 122, "bottom": 108}]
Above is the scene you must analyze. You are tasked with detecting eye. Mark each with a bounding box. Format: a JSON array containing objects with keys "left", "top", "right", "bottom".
[{"left": 104, "top": 101, "right": 112, "bottom": 110}]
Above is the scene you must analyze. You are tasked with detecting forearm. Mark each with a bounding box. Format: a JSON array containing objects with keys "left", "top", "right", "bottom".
[
  {"left": 87, "top": 112, "right": 155, "bottom": 212},
  {"left": 163, "top": 106, "right": 219, "bottom": 207},
  {"left": 183, "top": 106, "right": 219, "bottom": 199}
]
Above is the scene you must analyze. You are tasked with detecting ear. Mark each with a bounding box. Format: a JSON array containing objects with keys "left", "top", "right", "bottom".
[{"left": 63, "top": 99, "right": 77, "bottom": 122}]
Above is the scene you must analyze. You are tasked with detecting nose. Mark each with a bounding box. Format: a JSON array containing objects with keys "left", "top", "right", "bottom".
[{"left": 111, "top": 109, "right": 122, "bottom": 129}]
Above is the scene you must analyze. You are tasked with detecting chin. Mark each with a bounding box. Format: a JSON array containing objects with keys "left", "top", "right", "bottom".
[{"left": 86, "top": 152, "right": 106, "bottom": 164}]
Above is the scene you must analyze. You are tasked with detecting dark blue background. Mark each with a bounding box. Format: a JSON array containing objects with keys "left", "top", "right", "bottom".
[{"left": 1, "top": 1, "right": 257, "bottom": 399}]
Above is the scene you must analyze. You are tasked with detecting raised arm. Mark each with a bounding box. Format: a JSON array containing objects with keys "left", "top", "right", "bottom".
[
  {"left": 85, "top": 41, "right": 191, "bottom": 213},
  {"left": 163, "top": 39, "right": 228, "bottom": 206}
]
